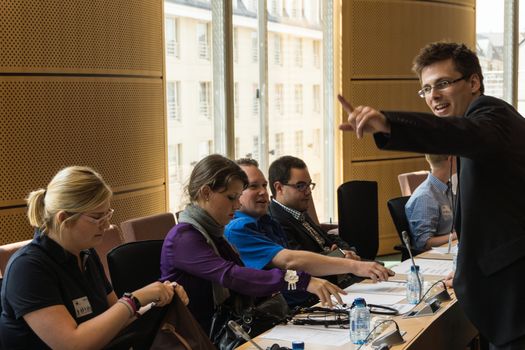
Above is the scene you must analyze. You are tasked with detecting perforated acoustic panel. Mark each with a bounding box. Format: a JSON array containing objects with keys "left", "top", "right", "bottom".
[
  {"left": 346, "top": 158, "right": 429, "bottom": 255},
  {"left": 0, "top": 77, "right": 165, "bottom": 207},
  {"left": 345, "top": 0, "right": 475, "bottom": 79},
  {"left": 0, "top": 187, "right": 167, "bottom": 246},
  {"left": 0, "top": 0, "right": 163, "bottom": 75}
]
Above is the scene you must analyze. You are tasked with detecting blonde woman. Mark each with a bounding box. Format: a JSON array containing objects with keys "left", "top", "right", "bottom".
[{"left": 0, "top": 166, "right": 187, "bottom": 350}]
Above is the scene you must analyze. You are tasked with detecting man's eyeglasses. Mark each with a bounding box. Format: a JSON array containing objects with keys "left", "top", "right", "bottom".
[
  {"left": 81, "top": 208, "right": 114, "bottom": 225},
  {"left": 417, "top": 76, "right": 466, "bottom": 98},
  {"left": 282, "top": 182, "right": 316, "bottom": 192}
]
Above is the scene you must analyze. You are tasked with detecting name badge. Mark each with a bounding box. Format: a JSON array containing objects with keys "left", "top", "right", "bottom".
[
  {"left": 441, "top": 205, "right": 452, "bottom": 217},
  {"left": 72, "top": 296, "right": 93, "bottom": 318}
]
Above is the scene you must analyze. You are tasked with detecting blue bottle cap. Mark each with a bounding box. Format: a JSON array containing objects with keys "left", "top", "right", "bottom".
[
  {"left": 410, "top": 265, "right": 420, "bottom": 272},
  {"left": 353, "top": 297, "right": 366, "bottom": 307},
  {"left": 292, "top": 341, "right": 304, "bottom": 350}
]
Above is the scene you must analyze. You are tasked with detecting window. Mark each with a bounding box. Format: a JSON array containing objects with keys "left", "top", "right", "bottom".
[
  {"left": 275, "top": 132, "right": 284, "bottom": 157},
  {"left": 197, "top": 22, "right": 210, "bottom": 60},
  {"left": 291, "top": 0, "right": 303, "bottom": 19},
  {"left": 252, "top": 136, "right": 259, "bottom": 160},
  {"left": 233, "top": 28, "right": 239, "bottom": 63},
  {"left": 313, "top": 84, "right": 320, "bottom": 113},
  {"left": 273, "top": 34, "right": 282, "bottom": 65},
  {"left": 166, "top": 17, "right": 179, "bottom": 58},
  {"left": 234, "top": 82, "right": 239, "bottom": 118},
  {"left": 251, "top": 31, "right": 258, "bottom": 63},
  {"left": 269, "top": 0, "right": 281, "bottom": 17},
  {"left": 167, "top": 81, "right": 181, "bottom": 121},
  {"left": 294, "top": 37, "right": 303, "bottom": 67},
  {"left": 275, "top": 84, "right": 284, "bottom": 115},
  {"left": 294, "top": 84, "right": 303, "bottom": 114},
  {"left": 168, "top": 143, "right": 182, "bottom": 181},
  {"left": 252, "top": 84, "right": 259, "bottom": 116},
  {"left": 313, "top": 40, "right": 321, "bottom": 68},
  {"left": 199, "top": 82, "right": 212, "bottom": 118},
  {"left": 294, "top": 130, "right": 303, "bottom": 157}
]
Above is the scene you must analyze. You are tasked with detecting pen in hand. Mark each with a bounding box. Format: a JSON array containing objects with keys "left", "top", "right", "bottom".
[{"left": 446, "top": 232, "right": 453, "bottom": 254}]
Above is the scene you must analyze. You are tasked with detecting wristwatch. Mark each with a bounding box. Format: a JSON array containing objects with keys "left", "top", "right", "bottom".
[{"left": 123, "top": 292, "right": 142, "bottom": 311}]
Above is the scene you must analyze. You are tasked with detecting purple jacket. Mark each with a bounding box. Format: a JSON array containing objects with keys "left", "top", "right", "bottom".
[{"left": 160, "top": 223, "right": 310, "bottom": 333}]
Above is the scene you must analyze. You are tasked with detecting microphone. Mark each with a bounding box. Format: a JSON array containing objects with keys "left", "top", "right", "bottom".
[
  {"left": 228, "top": 320, "right": 265, "bottom": 350},
  {"left": 401, "top": 231, "right": 422, "bottom": 302}
]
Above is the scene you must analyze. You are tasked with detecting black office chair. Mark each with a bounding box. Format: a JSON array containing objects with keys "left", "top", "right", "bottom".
[
  {"left": 106, "top": 240, "right": 166, "bottom": 350},
  {"left": 337, "top": 180, "right": 378, "bottom": 261},
  {"left": 387, "top": 196, "right": 426, "bottom": 261}
]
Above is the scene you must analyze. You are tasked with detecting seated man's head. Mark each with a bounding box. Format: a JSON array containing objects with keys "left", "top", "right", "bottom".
[
  {"left": 268, "top": 156, "right": 315, "bottom": 212},
  {"left": 237, "top": 158, "right": 270, "bottom": 218},
  {"left": 425, "top": 154, "right": 455, "bottom": 173}
]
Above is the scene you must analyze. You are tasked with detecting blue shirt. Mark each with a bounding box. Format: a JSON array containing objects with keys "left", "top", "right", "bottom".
[
  {"left": 225, "top": 211, "right": 287, "bottom": 269},
  {"left": 405, "top": 173, "right": 454, "bottom": 250}
]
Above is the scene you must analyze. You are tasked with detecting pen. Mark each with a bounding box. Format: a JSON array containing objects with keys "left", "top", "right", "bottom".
[{"left": 446, "top": 232, "right": 452, "bottom": 254}]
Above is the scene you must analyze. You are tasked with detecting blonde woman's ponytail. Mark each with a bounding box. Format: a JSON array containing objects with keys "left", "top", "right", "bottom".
[{"left": 26, "top": 188, "right": 47, "bottom": 230}]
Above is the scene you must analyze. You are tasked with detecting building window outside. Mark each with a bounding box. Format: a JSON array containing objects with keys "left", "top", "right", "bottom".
[
  {"left": 252, "top": 135, "right": 259, "bottom": 160},
  {"left": 234, "top": 82, "right": 239, "bottom": 118},
  {"left": 273, "top": 34, "right": 282, "bottom": 65},
  {"left": 294, "top": 130, "right": 303, "bottom": 157},
  {"left": 197, "top": 22, "right": 210, "bottom": 60},
  {"left": 275, "top": 132, "right": 284, "bottom": 157},
  {"left": 313, "top": 84, "right": 320, "bottom": 113},
  {"left": 167, "top": 81, "right": 181, "bottom": 121},
  {"left": 251, "top": 31, "right": 258, "bottom": 63},
  {"left": 294, "top": 84, "right": 303, "bottom": 114},
  {"left": 275, "top": 84, "right": 284, "bottom": 115},
  {"left": 252, "top": 84, "right": 259, "bottom": 116},
  {"left": 294, "top": 37, "right": 303, "bottom": 67},
  {"left": 166, "top": 17, "right": 179, "bottom": 58},
  {"left": 313, "top": 40, "right": 321, "bottom": 68},
  {"left": 199, "top": 81, "right": 212, "bottom": 118},
  {"left": 233, "top": 27, "right": 239, "bottom": 63}
]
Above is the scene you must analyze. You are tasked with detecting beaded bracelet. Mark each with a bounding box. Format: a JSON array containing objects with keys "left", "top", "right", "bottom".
[{"left": 117, "top": 299, "right": 134, "bottom": 318}]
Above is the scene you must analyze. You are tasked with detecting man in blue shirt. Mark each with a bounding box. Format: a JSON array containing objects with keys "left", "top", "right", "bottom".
[
  {"left": 405, "top": 154, "right": 457, "bottom": 250},
  {"left": 225, "top": 159, "right": 393, "bottom": 286}
]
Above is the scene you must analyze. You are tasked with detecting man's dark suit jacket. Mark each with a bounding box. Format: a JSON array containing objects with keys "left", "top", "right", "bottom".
[
  {"left": 268, "top": 200, "right": 350, "bottom": 253},
  {"left": 374, "top": 95, "right": 525, "bottom": 346}
]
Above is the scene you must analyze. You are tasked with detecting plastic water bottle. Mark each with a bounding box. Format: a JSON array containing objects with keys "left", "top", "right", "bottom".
[
  {"left": 350, "top": 298, "right": 370, "bottom": 345},
  {"left": 406, "top": 265, "right": 424, "bottom": 304}
]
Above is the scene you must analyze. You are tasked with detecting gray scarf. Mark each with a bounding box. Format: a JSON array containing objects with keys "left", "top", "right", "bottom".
[{"left": 178, "top": 203, "right": 230, "bottom": 305}]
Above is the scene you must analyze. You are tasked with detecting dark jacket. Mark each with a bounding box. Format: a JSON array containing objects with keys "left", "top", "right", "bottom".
[
  {"left": 268, "top": 200, "right": 350, "bottom": 253},
  {"left": 374, "top": 95, "right": 525, "bottom": 346}
]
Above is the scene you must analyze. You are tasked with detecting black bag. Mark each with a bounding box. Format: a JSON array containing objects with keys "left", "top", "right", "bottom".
[{"left": 210, "top": 294, "right": 290, "bottom": 350}]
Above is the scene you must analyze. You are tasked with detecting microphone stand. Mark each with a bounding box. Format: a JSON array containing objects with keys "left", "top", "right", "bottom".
[{"left": 402, "top": 231, "right": 423, "bottom": 302}]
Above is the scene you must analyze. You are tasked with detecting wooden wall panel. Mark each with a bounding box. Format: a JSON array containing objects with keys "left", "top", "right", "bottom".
[
  {"left": 0, "top": 1, "right": 166, "bottom": 245},
  {"left": 346, "top": 0, "right": 475, "bottom": 79},
  {"left": 0, "top": 0, "right": 163, "bottom": 75}
]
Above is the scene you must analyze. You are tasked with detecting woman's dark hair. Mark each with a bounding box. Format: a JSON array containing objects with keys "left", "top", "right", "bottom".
[
  {"left": 268, "top": 156, "right": 306, "bottom": 197},
  {"left": 186, "top": 154, "right": 248, "bottom": 202},
  {"left": 412, "top": 41, "right": 484, "bottom": 94}
]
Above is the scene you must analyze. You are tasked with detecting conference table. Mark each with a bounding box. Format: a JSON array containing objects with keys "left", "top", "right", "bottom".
[{"left": 238, "top": 244, "right": 478, "bottom": 350}]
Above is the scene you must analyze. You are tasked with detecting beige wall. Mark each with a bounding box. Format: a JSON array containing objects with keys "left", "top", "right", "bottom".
[
  {"left": 0, "top": 1, "right": 167, "bottom": 244},
  {"left": 339, "top": 0, "right": 475, "bottom": 254}
]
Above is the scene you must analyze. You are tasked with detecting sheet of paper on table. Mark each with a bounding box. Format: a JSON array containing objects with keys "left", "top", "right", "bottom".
[{"left": 391, "top": 258, "right": 454, "bottom": 277}]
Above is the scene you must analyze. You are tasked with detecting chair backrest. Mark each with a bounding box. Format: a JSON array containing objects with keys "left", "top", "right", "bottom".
[
  {"left": 107, "top": 239, "right": 164, "bottom": 298},
  {"left": 337, "top": 180, "right": 378, "bottom": 260},
  {"left": 0, "top": 239, "right": 31, "bottom": 278},
  {"left": 387, "top": 196, "right": 412, "bottom": 260},
  {"left": 93, "top": 225, "right": 124, "bottom": 282},
  {"left": 120, "top": 212, "right": 176, "bottom": 243},
  {"left": 397, "top": 170, "right": 429, "bottom": 196}
]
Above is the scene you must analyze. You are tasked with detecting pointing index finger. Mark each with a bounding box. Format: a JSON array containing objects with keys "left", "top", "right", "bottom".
[{"left": 337, "top": 94, "right": 354, "bottom": 113}]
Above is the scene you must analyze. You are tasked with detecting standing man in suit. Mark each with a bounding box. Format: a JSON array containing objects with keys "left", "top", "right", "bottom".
[
  {"left": 339, "top": 42, "right": 525, "bottom": 350},
  {"left": 267, "top": 155, "right": 357, "bottom": 258}
]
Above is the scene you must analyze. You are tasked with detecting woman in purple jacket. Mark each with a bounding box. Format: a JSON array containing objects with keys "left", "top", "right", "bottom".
[{"left": 160, "top": 154, "right": 344, "bottom": 333}]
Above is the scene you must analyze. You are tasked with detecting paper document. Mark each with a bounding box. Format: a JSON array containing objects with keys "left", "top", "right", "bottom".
[
  {"left": 431, "top": 245, "right": 458, "bottom": 255},
  {"left": 263, "top": 325, "right": 350, "bottom": 346},
  {"left": 391, "top": 258, "right": 453, "bottom": 277},
  {"left": 337, "top": 292, "right": 405, "bottom": 306},
  {"left": 345, "top": 281, "right": 406, "bottom": 296}
]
